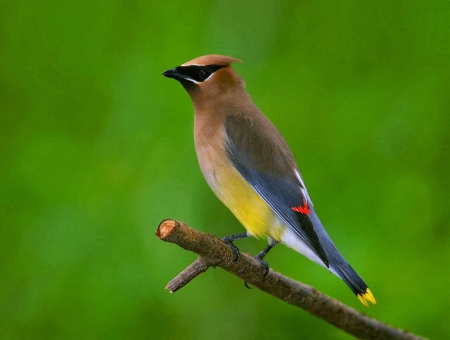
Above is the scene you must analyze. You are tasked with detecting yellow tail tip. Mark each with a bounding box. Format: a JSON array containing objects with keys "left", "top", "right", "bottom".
[{"left": 357, "top": 289, "right": 376, "bottom": 307}]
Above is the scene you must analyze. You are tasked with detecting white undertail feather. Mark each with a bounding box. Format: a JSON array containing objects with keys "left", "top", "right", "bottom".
[{"left": 281, "top": 227, "right": 327, "bottom": 268}]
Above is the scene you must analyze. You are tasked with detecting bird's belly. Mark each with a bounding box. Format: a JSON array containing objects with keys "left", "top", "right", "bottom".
[{"left": 205, "top": 161, "right": 285, "bottom": 240}]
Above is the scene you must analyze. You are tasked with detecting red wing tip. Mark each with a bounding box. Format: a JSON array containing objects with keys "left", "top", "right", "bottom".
[{"left": 291, "top": 199, "right": 310, "bottom": 215}]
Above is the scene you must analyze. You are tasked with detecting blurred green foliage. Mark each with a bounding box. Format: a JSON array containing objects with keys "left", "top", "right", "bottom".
[{"left": 1, "top": 0, "right": 449, "bottom": 339}]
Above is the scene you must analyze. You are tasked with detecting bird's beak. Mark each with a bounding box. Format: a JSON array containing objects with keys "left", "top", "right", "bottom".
[{"left": 162, "top": 67, "right": 182, "bottom": 80}]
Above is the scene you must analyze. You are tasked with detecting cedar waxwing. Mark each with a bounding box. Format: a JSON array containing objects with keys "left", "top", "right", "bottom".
[{"left": 163, "top": 55, "right": 376, "bottom": 306}]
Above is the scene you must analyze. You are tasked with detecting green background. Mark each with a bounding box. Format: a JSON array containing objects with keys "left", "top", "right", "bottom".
[{"left": 1, "top": 0, "right": 449, "bottom": 339}]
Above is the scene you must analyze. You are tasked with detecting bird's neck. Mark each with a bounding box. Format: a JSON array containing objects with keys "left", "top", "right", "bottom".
[{"left": 191, "top": 86, "right": 253, "bottom": 113}]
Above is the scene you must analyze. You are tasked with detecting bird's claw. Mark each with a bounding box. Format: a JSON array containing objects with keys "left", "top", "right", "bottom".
[
  {"left": 255, "top": 255, "right": 270, "bottom": 276},
  {"left": 221, "top": 239, "right": 240, "bottom": 262},
  {"left": 243, "top": 255, "right": 269, "bottom": 289}
]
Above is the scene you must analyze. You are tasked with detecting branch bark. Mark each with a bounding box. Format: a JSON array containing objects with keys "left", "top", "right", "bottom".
[{"left": 156, "top": 219, "right": 424, "bottom": 340}]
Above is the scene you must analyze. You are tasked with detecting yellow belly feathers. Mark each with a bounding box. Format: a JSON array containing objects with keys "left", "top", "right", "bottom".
[{"left": 210, "top": 162, "right": 286, "bottom": 241}]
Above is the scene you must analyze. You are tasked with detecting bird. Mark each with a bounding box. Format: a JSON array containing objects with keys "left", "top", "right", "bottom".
[{"left": 162, "top": 54, "right": 376, "bottom": 306}]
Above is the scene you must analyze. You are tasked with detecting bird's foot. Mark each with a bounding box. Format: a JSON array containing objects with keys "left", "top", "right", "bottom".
[
  {"left": 244, "top": 241, "right": 280, "bottom": 287},
  {"left": 254, "top": 253, "right": 270, "bottom": 277},
  {"left": 222, "top": 240, "right": 240, "bottom": 262},
  {"left": 243, "top": 255, "right": 269, "bottom": 288},
  {"left": 220, "top": 232, "right": 249, "bottom": 262},
  {"left": 254, "top": 240, "right": 279, "bottom": 276}
]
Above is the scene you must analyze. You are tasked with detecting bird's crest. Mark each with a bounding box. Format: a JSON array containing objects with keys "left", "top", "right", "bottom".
[{"left": 182, "top": 54, "right": 242, "bottom": 67}]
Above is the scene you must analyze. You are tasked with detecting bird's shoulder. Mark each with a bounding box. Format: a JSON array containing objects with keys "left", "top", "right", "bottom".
[{"left": 224, "top": 109, "right": 298, "bottom": 181}]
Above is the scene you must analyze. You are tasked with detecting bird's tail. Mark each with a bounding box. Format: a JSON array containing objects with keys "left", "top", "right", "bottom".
[
  {"left": 330, "top": 261, "right": 376, "bottom": 306},
  {"left": 309, "top": 210, "right": 376, "bottom": 306}
]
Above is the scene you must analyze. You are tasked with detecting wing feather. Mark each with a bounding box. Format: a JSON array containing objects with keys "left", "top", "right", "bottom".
[{"left": 224, "top": 113, "right": 329, "bottom": 267}]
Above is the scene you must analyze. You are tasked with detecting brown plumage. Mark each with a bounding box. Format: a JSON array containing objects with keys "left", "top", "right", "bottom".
[{"left": 162, "top": 55, "right": 376, "bottom": 306}]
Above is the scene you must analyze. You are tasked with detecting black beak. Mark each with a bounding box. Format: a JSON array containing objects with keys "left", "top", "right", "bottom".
[{"left": 162, "top": 67, "right": 181, "bottom": 80}]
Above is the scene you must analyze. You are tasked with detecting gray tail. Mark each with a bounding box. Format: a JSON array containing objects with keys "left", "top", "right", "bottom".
[
  {"left": 309, "top": 210, "right": 369, "bottom": 296},
  {"left": 330, "top": 260, "right": 369, "bottom": 296}
]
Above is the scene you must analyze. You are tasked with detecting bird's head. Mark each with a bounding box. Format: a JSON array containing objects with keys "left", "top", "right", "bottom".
[{"left": 163, "top": 55, "right": 244, "bottom": 103}]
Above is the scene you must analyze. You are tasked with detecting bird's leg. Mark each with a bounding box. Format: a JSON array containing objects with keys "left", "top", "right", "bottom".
[
  {"left": 244, "top": 239, "right": 279, "bottom": 289},
  {"left": 221, "top": 232, "right": 250, "bottom": 262},
  {"left": 255, "top": 239, "right": 279, "bottom": 276}
]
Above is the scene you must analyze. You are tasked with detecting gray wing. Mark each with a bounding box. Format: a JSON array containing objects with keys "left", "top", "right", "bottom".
[{"left": 224, "top": 113, "right": 329, "bottom": 267}]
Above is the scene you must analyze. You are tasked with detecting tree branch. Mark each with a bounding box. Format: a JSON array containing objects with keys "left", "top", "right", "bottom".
[{"left": 156, "top": 219, "right": 424, "bottom": 340}]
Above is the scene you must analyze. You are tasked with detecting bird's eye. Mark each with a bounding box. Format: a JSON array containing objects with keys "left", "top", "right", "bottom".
[
  {"left": 178, "top": 65, "right": 222, "bottom": 83},
  {"left": 198, "top": 69, "right": 209, "bottom": 81}
]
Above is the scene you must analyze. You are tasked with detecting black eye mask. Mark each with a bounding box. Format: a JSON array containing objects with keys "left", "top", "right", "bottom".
[{"left": 177, "top": 65, "right": 225, "bottom": 83}]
